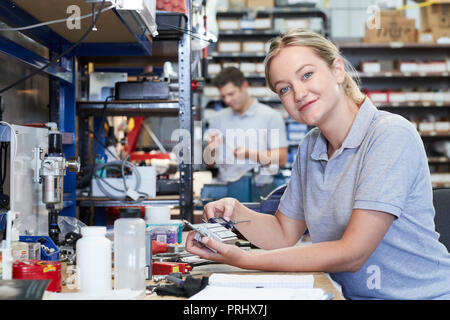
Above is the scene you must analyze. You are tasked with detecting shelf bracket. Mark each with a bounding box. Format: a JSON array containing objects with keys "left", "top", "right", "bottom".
[{"left": 0, "top": 36, "right": 73, "bottom": 83}]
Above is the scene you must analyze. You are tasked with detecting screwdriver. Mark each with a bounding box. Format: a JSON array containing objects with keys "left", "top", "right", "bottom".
[{"left": 204, "top": 217, "right": 250, "bottom": 230}]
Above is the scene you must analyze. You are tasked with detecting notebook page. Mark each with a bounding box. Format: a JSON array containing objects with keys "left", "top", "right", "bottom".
[
  {"left": 189, "top": 286, "right": 327, "bottom": 300},
  {"left": 208, "top": 273, "right": 314, "bottom": 289}
]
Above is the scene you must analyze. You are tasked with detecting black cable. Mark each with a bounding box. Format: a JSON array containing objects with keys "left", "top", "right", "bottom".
[
  {"left": 158, "top": 22, "right": 213, "bottom": 43},
  {"left": 1, "top": 143, "right": 7, "bottom": 185},
  {"left": 0, "top": 0, "right": 106, "bottom": 95},
  {"left": 88, "top": 128, "right": 120, "bottom": 161},
  {"left": 0, "top": 142, "right": 9, "bottom": 209},
  {"left": 103, "top": 95, "right": 114, "bottom": 110}
]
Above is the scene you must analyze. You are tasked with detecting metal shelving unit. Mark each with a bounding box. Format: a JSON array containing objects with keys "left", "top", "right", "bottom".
[
  {"left": 337, "top": 41, "right": 450, "bottom": 188},
  {"left": 0, "top": 1, "right": 196, "bottom": 222},
  {"left": 76, "top": 4, "right": 195, "bottom": 222}
]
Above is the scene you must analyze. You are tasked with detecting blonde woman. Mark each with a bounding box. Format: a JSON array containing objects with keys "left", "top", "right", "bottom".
[{"left": 186, "top": 29, "right": 450, "bottom": 300}]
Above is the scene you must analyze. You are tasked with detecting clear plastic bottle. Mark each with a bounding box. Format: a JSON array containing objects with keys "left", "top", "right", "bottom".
[
  {"left": 114, "top": 208, "right": 146, "bottom": 294},
  {"left": 76, "top": 226, "right": 112, "bottom": 293}
]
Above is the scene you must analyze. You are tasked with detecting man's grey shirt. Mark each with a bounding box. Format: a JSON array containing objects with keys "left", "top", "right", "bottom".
[{"left": 208, "top": 99, "right": 288, "bottom": 182}]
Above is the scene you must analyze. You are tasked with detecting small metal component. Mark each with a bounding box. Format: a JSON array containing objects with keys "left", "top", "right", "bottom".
[
  {"left": 184, "top": 220, "right": 238, "bottom": 253},
  {"left": 66, "top": 156, "right": 81, "bottom": 172}
]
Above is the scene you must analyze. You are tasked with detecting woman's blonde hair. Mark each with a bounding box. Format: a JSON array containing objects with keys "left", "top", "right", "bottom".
[{"left": 264, "top": 28, "right": 365, "bottom": 105}]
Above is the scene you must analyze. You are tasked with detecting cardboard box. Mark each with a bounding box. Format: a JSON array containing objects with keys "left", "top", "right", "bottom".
[
  {"left": 421, "top": 91, "right": 435, "bottom": 101},
  {"left": 419, "top": 122, "right": 435, "bottom": 132},
  {"left": 420, "top": 2, "right": 450, "bottom": 32},
  {"left": 254, "top": 18, "right": 272, "bottom": 29},
  {"left": 432, "top": 27, "right": 450, "bottom": 42},
  {"left": 218, "top": 41, "right": 241, "bottom": 53},
  {"left": 380, "top": 9, "right": 405, "bottom": 20},
  {"left": 255, "top": 62, "right": 265, "bottom": 73},
  {"left": 204, "top": 86, "right": 220, "bottom": 97},
  {"left": 240, "top": 19, "right": 255, "bottom": 30},
  {"left": 435, "top": 122, "right": 450, "bottom": 132},
  {"left": 274, "top": 18, "right": 309, "bottom": 33},
  {"left": 207, "top": 63, "right": 222, "bottom": 75},
  {"left": 247, "top": 86, "right": 273, "bottom": 97},
  {"left": 361, "top": 61, "right": 381, "bottom": 73},
  {"left": 242, "top": 41, "right": 265, "bottom": 53},
  {"left": 367, "top": 91, "right": 388, "bottom": 103},
  {"left": 418, "top": 31, "right": 434, "bottom": 43},
  {"left": 229, "top": 0, "right": 246, "bottom": 9},
  {"left": 388, "top": 91, "right": 406, "bottom": 103},
  {"left": 247, "top": 0, "right": 274, "bottom": 8},
  {"left": 240, "top": 62, "right": 257, "bottom": 74},
  {"left": 399, "top": 61, "right": 418, "bottom": 73},
  {"left": 222, "top": 62, "right": 240, "bottom": 69},
  {"left": 218, "top": 19, "right": 240, "bottom": 30},
  {"left": 364, "top": 17, "right": 417, "bottom": 43},
  {"left": 405, "top": 91, "right": 421, "bottom": 102}
]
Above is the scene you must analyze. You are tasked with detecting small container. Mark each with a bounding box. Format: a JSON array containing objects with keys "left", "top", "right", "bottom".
[
  {"left": 145, "top": 206, "right": 171, "bottom": 224},
  {"left": 19, "top": 236, "right": 60, "bottom": 261},
  {"left": 114, "top": 208, "right": 146, "bottom": 294},
  {"left": 148, "top": 225, "right": 178, "bottom": 243},
  {"left": 13, "top": 260, "right": 62, "bottom": 292},
  {"left": 76, "top": 226, "right": 112, "bottom": 294},
  {"left": 146, "top": 220, "right": 184, "bottom": 243},
  {"left": 11, "top": 241, "right": 29, "bottom": 261},
  {"left": 27, "top": 242, "right": 41, "bottom": 260}
]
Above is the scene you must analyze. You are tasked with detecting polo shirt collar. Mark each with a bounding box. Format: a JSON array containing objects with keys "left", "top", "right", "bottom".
[
  {"left": 342, "top": 97, "right": 377, "bottom": 149},
  {"left": 311, "top": 97, "right": 377, "bottom": 161},
  {"left": 234, "top": 99, "right": 258, "bottom": 117}
]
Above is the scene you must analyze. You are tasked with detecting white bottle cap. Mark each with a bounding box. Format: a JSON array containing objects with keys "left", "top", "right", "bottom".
[
  {"left": 145, "top": 206, "right": 171, "bottom": 223},
  {"left": 81, "top": 226, "right": 106, "bottom": 237}
]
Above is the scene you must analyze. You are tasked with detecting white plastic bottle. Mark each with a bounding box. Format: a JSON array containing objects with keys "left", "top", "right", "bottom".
[
  {"left": 76, "top": 226, "right": 112, "bottom": 294},
  {"left": 114, "top": 208, "right": 146, "bottom": 295}
]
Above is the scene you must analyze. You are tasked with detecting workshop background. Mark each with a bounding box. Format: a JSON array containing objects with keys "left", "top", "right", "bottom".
[{"left": 0, "top": 0, "right": 449, "bottom": 297}]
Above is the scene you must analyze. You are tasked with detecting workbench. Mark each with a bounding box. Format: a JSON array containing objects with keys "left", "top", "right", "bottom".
[{"left": 147, "top": 265, "right": 345, "bottom": 300}]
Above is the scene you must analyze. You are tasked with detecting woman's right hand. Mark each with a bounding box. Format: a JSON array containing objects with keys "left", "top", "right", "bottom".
[{"left": 203, "top": 197, "right": 238, "bottom": 222}]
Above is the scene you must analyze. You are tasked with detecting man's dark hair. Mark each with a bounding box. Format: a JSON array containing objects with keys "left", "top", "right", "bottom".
[{"left": 212, "top": 67, "right": 247, "bottom": 88}]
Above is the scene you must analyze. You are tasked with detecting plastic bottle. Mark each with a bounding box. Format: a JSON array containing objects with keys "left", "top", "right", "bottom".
[
  {"left": 114, "top": 208, "right": 146, "bottom": 294},
  {"left": 76, "top": 226, "right": 112, "bottom": 293}
]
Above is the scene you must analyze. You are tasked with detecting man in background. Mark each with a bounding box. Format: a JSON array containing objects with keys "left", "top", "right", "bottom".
[{"left": 205, "top": 67, "right": 288, "bottom": 191}]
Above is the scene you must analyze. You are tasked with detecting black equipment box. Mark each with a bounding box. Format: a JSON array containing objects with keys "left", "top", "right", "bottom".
[
  {"left": 155, "top": 11, "right": 187, "bottom": 40},
  {"left": 115, "top": 81, "right": 170, "bottom": 100}
]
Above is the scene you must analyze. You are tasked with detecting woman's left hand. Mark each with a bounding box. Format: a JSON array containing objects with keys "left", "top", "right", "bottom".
[{"left": 185, "top": 231, "right": 249, "bottom": 267}]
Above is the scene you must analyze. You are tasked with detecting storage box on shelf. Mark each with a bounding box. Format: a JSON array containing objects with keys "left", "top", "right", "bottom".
[
  {"left": 364, "top": 10, "right": 417, "bottom": 44},
  {"left": 419, "top": 0, "right": 450, "bottom": 43},
  {"left": 247, "top": 0, "right": 275, "bottom": 9}
]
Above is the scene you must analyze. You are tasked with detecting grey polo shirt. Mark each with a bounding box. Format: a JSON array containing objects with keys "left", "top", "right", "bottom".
[
  {"left": 279, "top": 98, "right": 450, "bottom": 300},
  {"left": 208, "top": 99, "right": 288, "bottom": 182}
]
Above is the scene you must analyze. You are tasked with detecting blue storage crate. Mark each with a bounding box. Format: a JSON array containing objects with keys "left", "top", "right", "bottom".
[
  {"left": 227, "top": 174, "right": 252, "bottom": 202},
  {"left": 201, "top": 184, "right": 228, "bottom": 201},
  {"left": 19, "top": 236, "right": 60, "bottom": 261}
]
